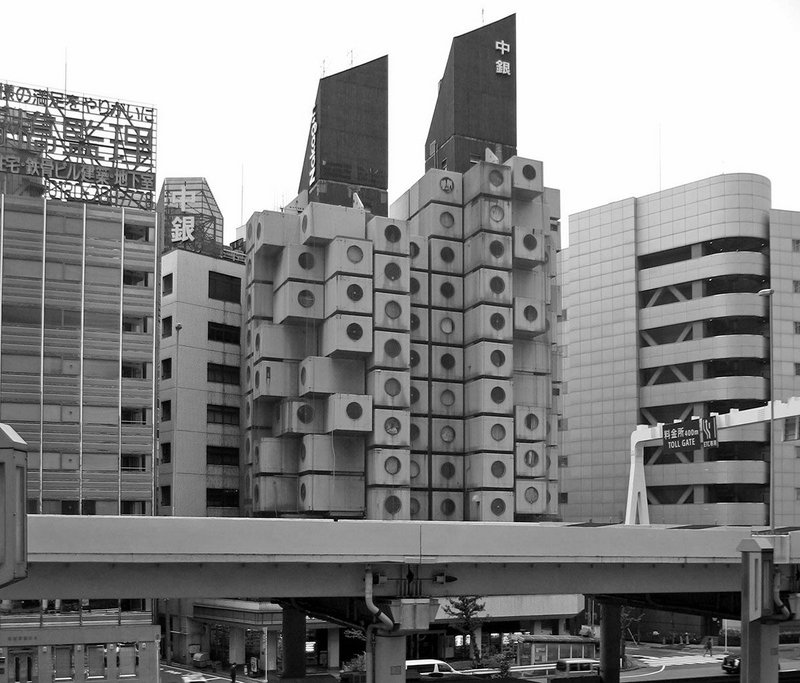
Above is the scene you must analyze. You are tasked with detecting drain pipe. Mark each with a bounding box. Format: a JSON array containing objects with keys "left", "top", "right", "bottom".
[{"left": 365, "top": 568, "right": 395, "bottom": 683}]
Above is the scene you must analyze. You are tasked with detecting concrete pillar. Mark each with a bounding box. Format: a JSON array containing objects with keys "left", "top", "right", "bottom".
[
  {"left": 473, "top": 624, "right": 483, "bottom": 662},
  {"left": 281, "top": 605, "right": 307, "bottom": 678},
  {"left": 266, "top": 629, "right": 278, "bottom": 671},
  {"left": 599, "top": 601, "right": 621, "bottom": 683},
  {"left": 230, "top": 626, "right": 246, "bottom": 668},
  {"left": 740, "top": 538, "right": 780, "bottom": 682},
  {"left": 367, "top": 630, "right": 406, "bottom": 683},
  {"left": 327, "top": 628, "right": 340, "bottom": 670}
]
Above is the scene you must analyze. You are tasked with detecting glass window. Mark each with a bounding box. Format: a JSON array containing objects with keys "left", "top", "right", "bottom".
[
  {"left": 161, "top": 400, "right": 172, "bottom": 422},
  {"left": 161, "top": 358, "right": 172, "bottom": 379},
  {"left": 124, "top": 222, "right": 150, "bottom": 242},
  {"left": 208, "top": 271, "right": 241, "bottom": 303},
  {"left": 207, "top": 446, "right": 239, "bottom": 466},
  {"left": 162, "top": 316, "right": 172, "bottom": 338},
  {"left": 793, "top": 239, "right": 800, "bottom": 252},
  {"left": 161, "top": 486, "right": 172, "bottom": 506},
  {"left": 121, "top": 501, "right": 146, "bottom": 515},
  {"left": 160, "top": 443, "right": 172, "bottom": 464},
  {"left": 54, "top": 645, "right": 74, "bottom": 680},
  {"left": 162, "top": 273, "right": 173, "bottom": 295},
  {"left": 121, "top": 454, "right": 147, "bottom": 471},
  {"left": 123, "top": 270, "right": 150, "bottom": 287},
  {"left": 207, "top": 362, "right": 240, "bottom": 385},
  {"left": 207, "top": 404, "right": 240, "bottom": 425},
  {"left": 85, "top": 645, "right": 107, "bottom": 678},
  {"left": 207, "top": 488, "right": 239, "bottom": 507},
  {"left": 208, "top": 321, "right": 240, "bottom": 344}
]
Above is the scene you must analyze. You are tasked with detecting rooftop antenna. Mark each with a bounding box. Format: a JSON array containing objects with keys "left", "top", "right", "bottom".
[
  {"left": 348, "top": 49, "right": 353, "bottom": 67},
  {"left": 240, "top": 164, "right": 244, "bottom": 226}
]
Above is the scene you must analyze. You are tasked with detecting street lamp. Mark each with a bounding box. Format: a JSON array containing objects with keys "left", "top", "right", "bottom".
[{"left": 758, "top": 288, "right": 774, "bottom": 529}]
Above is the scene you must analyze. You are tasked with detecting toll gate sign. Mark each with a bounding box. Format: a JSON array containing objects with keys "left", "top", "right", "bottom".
[{"left": 661, "top": 417, "right": 718, "bottom": 453}]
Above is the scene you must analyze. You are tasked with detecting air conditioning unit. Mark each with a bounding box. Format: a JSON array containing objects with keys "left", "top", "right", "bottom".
[
  {"left": 369, "top": 331, "right": 410, "bottom": 371},
  {"left": 430, "top": 309, "right": 463, "bottom": 345},
  {"left": 465, "top": 452, "right": 514, "bottom": 489},
  {"left": 515, "top": 479, "right": 547, "bottom": 515},
  {"left": 321, "top": 314, "right": 373, "bottom": 357},
  {"left": 409, "top": 203, "right": 463, "bottom": 241},
  {"left": 247, "top": 282, "right": 274, "bottom": 320},
  {"left": 430, "top": 381, "right": 464, "bottom": 417},
  {"left": 464, "top": 269, "right": 512, "bottom": 309},
  {"left": 410, "top": 306, "right": 429, "bottom": 343},
  {"left": 275, "top": 244, "right": 325, "bottom": 288},
  {"left": 410, "top": 342, "right": 429, "bottom": 379},
  {"left": 374, "top": 292, "right": 411, "bottom": 331},
  {"left": 409, "top": 271, "right": 429, "bottom": 307},
  {"left": 300, "top": 434, "right": 365, "bottom": 474},
  {"left": 298, "top": 472, "right": 365, "bottom": 513},
  {"left": 366, "top": 448, "right": 411, "bottom": 487},
  {"left": 366, "top": 486, "right": 411, "bottom": 520},
  {"left": 251, "top": 210, "right": 299, "bottom": 258},
  {"left": 431, "top": 454, "right": 464, "bottom": 489},
  {"left": 255, "top": 437, "right": 301, "bottom": 475},
  {"left": 466, "top": 415, "right": 514, "bottom": 453},
  {"left": 513, "top": 226, "right": 546, "bottom": 267},
  {"left": 253, "top": 359, "right": 299, "bottom": 401},
  {"left": 298, "top": 356, "right": 364, "bottom": 396},
  {"left": 408, "top": 235, "right": 429, "bottom": 270},
  {"left": 428, "top": 238, "right": 464, "bottom": 275},
  {"left": 464, "top": 378, "right": 514, "bottom": 416},
  {"left": 409, "top": 490, "right": 429, "bottom": 520},
  {"left": 506, "top": 156, "right": 544, "bottom": 200},
  {"left": 373, "top": 253, "right": 410, "bottom": 293},
  {"left": 515, "top": 442, "right": 548, "bottom": 478},
  {"left": 409, "top": 451, "right": 428, "bottom": 487},
  {"left": 408, "top": 168, "right": 463, "bottom": 214},
  {"left": 324, "top": 394, "right": 373, "bottom": 433},
  {"left": 254, "top": 321, "right": 313, "bottom": 361},
  {"left": 515, "top": 405, "right": 546, "bottom": 441},
  {"left": 252, "top": 473, "right": 297, "bottom": 513},
  {"left": 368, "top": 408, "right": 411, "bottom": 448},
  {"left": 273, "top": 281, "right": 324, "bottom": 324},
  {"left": 273, "top": 398, "right": 324, "bottom": 437},
  {"left": 430, "top": 345, "right": 463, "bottom": 381},
  {"left": 324, "top": 237, "right": 374, "bottom": 280},
  {"left": 324, "top": 275, "right": 373, "bottom": 317},
  {"left": 464, "top": 197, "right": 512, "bottom": 239},
  {"left": 368, "top": 369, "right": 411, "bottom": 409},
  {"left": 513, "top": 297, "right": 547, "bottom": 338},
  {"left": 429, "top": 274, "right": 464, "bottom": 310},
  {"left": 463, "top": 232, "right": 512, "bottom": 274},
  {"left": 464, "top": 304, "right": 513, "bottom": 344},
  {"left": 301, "top": 202, "right": 365, "bottom": 245},
  {"left": 430, "top": 417, "right": 464, "bottom": 453},
  {"left": 464, "top": 341, "right": 513, "bottom": 379},
  {"left": 513, "top": 339, "right": 550, "bottom": 374},
  {"left": 463, "top": 161, "right": 512, "bottom": 204},
  {"left": 466, "top": 489, "right": 514, "bottom": 522},
  {"left": 430, "top": 491, "right": 463, "bottom": 521},
  {"left": 409, "top": 379, "right": 429, "bottom": 415},
  {"left": 367, "top": 216, "right": 410, "bottom": 256}
]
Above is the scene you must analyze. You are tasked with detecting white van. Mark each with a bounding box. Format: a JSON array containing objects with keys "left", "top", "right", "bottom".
[
  {"left": 554, "top": 658, "right": 600, "bottom": 676},
  {"left": 405, "top": 659, "right": 462, "bottom": 677}
]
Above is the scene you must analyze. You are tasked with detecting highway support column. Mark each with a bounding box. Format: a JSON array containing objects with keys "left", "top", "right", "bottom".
[
  {"left": 281, "top": 605, "right": 307, "bottom": 679},
  {"left": 739, "top": 536, "right": 780, "bottom": 682},
  {"left": 598, "top": 600, "right": 621, "bottom": 683},
  {"left": 0, "top": 424, "right": 27, "bottom": 591}
]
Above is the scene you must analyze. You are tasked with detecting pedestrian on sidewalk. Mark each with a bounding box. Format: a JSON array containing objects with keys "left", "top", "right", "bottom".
[
  {"left": 230, "top": 662, "right": 237, "bottom": 682},
  {"left": 703, "top": 639, "right": 713, "bottom": 657}
]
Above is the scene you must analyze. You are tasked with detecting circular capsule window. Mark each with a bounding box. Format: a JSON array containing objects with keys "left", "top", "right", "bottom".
[
  {"left": 410, "top": 423, "right": 420, "bottom": 442},
  {"left": 384, "top": 338, "right": 402, "bottom": 358},
  {"left": 385, "top": 300, "right": 402, "bottom": 319},
  {"left": 440, "top": 461, "right": 456, "bottom": 479},
  {"left": 297, "top": 404, "right": 314, "bottom": 424},
  {"left": 491, "top": 498, "right": 506, "bottom": 516},
  {"left": 489, "top": 240, "right": 505, "bottom": 258},
  {"left": 384, "top": 262, "right": 402, "bottom": 281},
  {"left": 409, "top": 241, "right": 420, "bottom": 259},
  {"left": 384, "top": 377, "right": 402, "bottom": 397},
  {"left": 346, "top": 283, "right": 364, "bottom": 302},
  {"left": 297, "top": 289, "right": 315, "bottom": 308},
  {"left": 410, "top": 314, "right": 420, "bottom": 331},
  {"left": 440, "top": 211, "right": 455, "bottom": 229},
  {"left": 522, "top": 164, "right": 537, "bottom": 180},
  {"left": 385, "top": 495, "right": 402, "bottom": 514},
  {"left": 384, "top": 417, "right": 402, "bottom": 436},
  {"left": 489, "top": 204, "right": 505, "bottom": 222},
  {"left": 490, "top": 423, "right": 506, "bottom": 441},
  {"left": 490, "top": 312, "right": 506, "bottom": 330},
  {"left": 345, "top": 402, "right": 363, "bottom": 420},
  {"left": 523, "top": 233, "right": 538, "bottom": 251},
  {"left": 524, "top": 449, "right": 540, "bottom": 468},
  {"left": 440, "top": 389, "right": 456, "bottom": 407},
  {"left": 490, "top": 386, "right": 506, "bottom": 404},
  {"left": 384, "top": 224, "right": 402, "bottom": 243},
  {"left": 410, "top": 460, "right": 420, "bottom": 478},
  {"left": 524, "top": 487, "right": 539, "bottom": 504},
  {"left": 346, "top": 323, "right": 363, "bottom": 340},
  {"left": 384, "top": 456, "right": 402, "bottom": 475},
  {"left": 440, "top": 281, "right": 455, "bottom": 299},
  {"left": 440, "top": 353, "right": 456, "bottom": 370},
  {"left": 410, "top": 497, "right": 420, "bottom": 514},
  {"left": 410, "top": 277, "right": 420, "bottom": 295},
  {"left": 440, "top": 246, "right": 455, "bottom": 263},
  {"left": 525, "top": 413, "right": 540, "bottom": 431},
  {"left": 410, "top": 349, "right": 420, "bottom": 367},
  {"left": 490, "top": 349, "right": 506, "bottom": 367},
  {"left": 410, "top": 386, "right": 420, "bottom": 404},
  {"left": 489, "top": 169, "right": 504, "bottom": 186},
  {"left": 346, "top": 245, "right": 364, "bottom": 263},
  {"left": 298, "top": 252, "right": 315, "bottom": 270},
  {"left": 440, "top": 316, "right": 455, "bottom": 334},
  {"left": 524, "top": 305, "right": 538, "bottom": 322},
  {"left": 490, "top": 460, "right": 506, "bottom": 478},
  {"left": 300, "top": 483, "right": 307, "bottom": 500},
  {"left": 489, "top": 276, "right": 506, "bottom": 294},
  {"left": 440, "top": 425, "right": 456, "bottom": 443},
  {"left": 440, "top": 498, "right": 456, "bottom": 515}
]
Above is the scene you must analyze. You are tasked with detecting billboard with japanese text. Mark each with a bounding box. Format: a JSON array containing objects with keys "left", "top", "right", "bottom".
[
  {"left": 0, "top": 82, "right": 156, "bottom": 210},
  {"left": 661, "top": 417, "right": 718, "bottom": 454}
]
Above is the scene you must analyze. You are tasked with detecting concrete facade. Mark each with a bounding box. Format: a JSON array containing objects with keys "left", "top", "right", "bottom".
[{"left": 561, "top": 173, "right": 800, "bottom": 526}]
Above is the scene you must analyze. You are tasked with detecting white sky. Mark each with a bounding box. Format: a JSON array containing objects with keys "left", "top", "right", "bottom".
[{"left": 1, "top": 0, "right": 798, "bottom": 246}]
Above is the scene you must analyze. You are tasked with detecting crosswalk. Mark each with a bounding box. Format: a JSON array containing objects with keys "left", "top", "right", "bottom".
[{"left": 634, "top": 654, "right": 723, "bottom": 666}]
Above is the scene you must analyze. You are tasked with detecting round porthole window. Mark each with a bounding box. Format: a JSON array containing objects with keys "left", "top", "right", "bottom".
[
  {"left": 298, "top": 252, "right": 315, "bottom": 270},
  {"left": 410, "top": 460, "right": 420, "bottom": 478},
  {"left": 491, "top": 498, "right": 506, "bottom": 516},
  {"left": 441, "top": 425, "right": 456, "bottom": 443},
  {"left": 440, "top": 246, "right": 455, "bottom": 263},
  {"left": 489, "top": 204, "right": 505, "bottom": 222},
  {"left": 489, "top": 169, "right": 504, "bottom": 186},
  {"left": 384, "top": 417, "right": 401, "bottom": 436},
  {"left": 300, "top": 367, "right": 307, "bottom": 385},
  {"left": 410, "top": 497, "right": 420, "bottom": 514},
  {"left": 524, "top": 449, "right": 540, "bottom": 468},
  {"left": 410, "top": 241, "right": 420, "bottom": 259},
  {"left": 347, "top": 284, "right": 363, "bottom": 302},
  {"left": 384, "top": 338, "right": 402, "bottom": 358},
  {"left": 440, "top": 389, "right": 456, "bottom": 407},
  {"left": 346, "top": 323, "right": 363, "bottom": 340},
  {"left": 440, "top": 316, "right": 455, "bottom": 334},
  {"left": 346, "top": 402, "right": 363, "bottom": 420},
  {"left": 523, "top": 233, "right": 537, "bottom": 251},
  {"left": 297, "top": 404, "right": 314, "bottom": 424},
  {"left": 385, "top": 300, "right": 402, "bottom": 319},
  {"left": 255, "top": 333, "right": 260, "bottom": 351},
  {"left": 440, "top": 281, "right": 455, "bottom": 299},
  {"left": 490, "top": 349, "right": 505, "bottom": 367},
  {"left": 490, "top": 423, "right": 506, "bottom": 441},
  {"left": 440, "top": 462, "right": 456, "bottom": 479},
  {"left": 346, "top": 245, "right": 364, "bottom": 263},
  {"left": 440, "top": 211, "right": 455, "bottom": 229},
  {"left": 524, "top": 487, "right": 539, "bottom": 504},
  {"left": 441, "top": 353, "right": 456, "bottom": 370},
  {"left": 410, "top": 277, "right": 420, "bottom": 294},
  {"left": 522, "top": 164, "right": 537, "bottom": 180},
  {"left": 524, "top": 305, "right": 538, "bottom": 322},
  {"left": 384, "top": 456, "right": 401, "bottom": 475},
  {"left": 385, "top": 224, "right": 402, "bottom": 243},
  {"left": 297, "top": 289, "right": 315, "bottom": 308},
  {"left": 384, "top": 262, "right": 402, "bottom": 281},
  {"left": 490, "top": 312, "right": 506, "bottom": 330},
  {"left": 490, "top": 460, "right": 506, "bottom": 478},
  {"left": 385, "top": 377, "right": 402, "bottom": 397},
  {"left": 440, "top": 498, "right": 456, "bottom": 515},
  {"left": 525, "top": 413, "right": 540, "bottom": 430},
  {"left": 410, "top": 349, "right": 420, "bottom": 367},
  {"left": 410, "top": 386, "right": 420, "bottom": 404},
  {"left": 254, "top": 370, "right": 260, "bottom": 388},
  {"left": 490, "top": 386, "right": 506, "bottom": 404},
  {"left": 410, "top": 423, "right": 420, "bottom": 442},
  {"left": 300, "top": 483, "right": 307, "bottom": 500},
  {"left": 410, "top": 314, "right": 420, "bottom": 331},
  {"left": 489, "top": 276, "right": 505, "bottom": 294},
  {"left": 489, "top": 240, "right": 505, "bottom": 258},
  {"left": 385, "top": 495, "right": 402, "bottom": 514}
]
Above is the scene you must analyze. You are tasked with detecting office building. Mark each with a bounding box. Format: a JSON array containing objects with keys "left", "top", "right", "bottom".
[{"left": 561, "top": 173, "right": 800, "bottom": 526}]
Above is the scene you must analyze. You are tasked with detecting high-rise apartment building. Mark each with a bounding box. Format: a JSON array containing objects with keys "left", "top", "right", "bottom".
[
  {"left": 561, "top": 173, "right": 800, "bottom": 526},
  {"left": 0, "top": 83, "right": 160, "bottom": 682}
]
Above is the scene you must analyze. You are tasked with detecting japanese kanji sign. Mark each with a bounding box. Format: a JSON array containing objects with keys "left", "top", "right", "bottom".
[
  {"left": 495, "top": 39, "right": 512, "bottom": 76},
  {"left": 661, "top": 417, "right": 718, "bottom": 453},
  {"left": 0, "top": 82, "right": 156, "bottom": 210}
]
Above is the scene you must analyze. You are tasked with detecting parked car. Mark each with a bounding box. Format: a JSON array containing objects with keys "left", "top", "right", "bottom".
[
  {"left": 191, "top": 652, "right": 211, "bottom": 669},
  {"left": 721, "top": 653, "right": 741, "bottom": 674},
  {"left": 406, "top": 660, "right": 463, "bottom": 677},
  {"left": 554, "top": 658, "right": 600, "bottom": 676},
  {"left": 181, "top": 674, "right": 208, "bottom": 683}
]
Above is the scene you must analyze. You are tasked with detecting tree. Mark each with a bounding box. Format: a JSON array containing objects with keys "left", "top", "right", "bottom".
[
  {"left": 620, "top": 606, "right": 644, "bottom": 668},
  {"left": 443, "top": 596, "right": 487, "bottom": 665}
]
